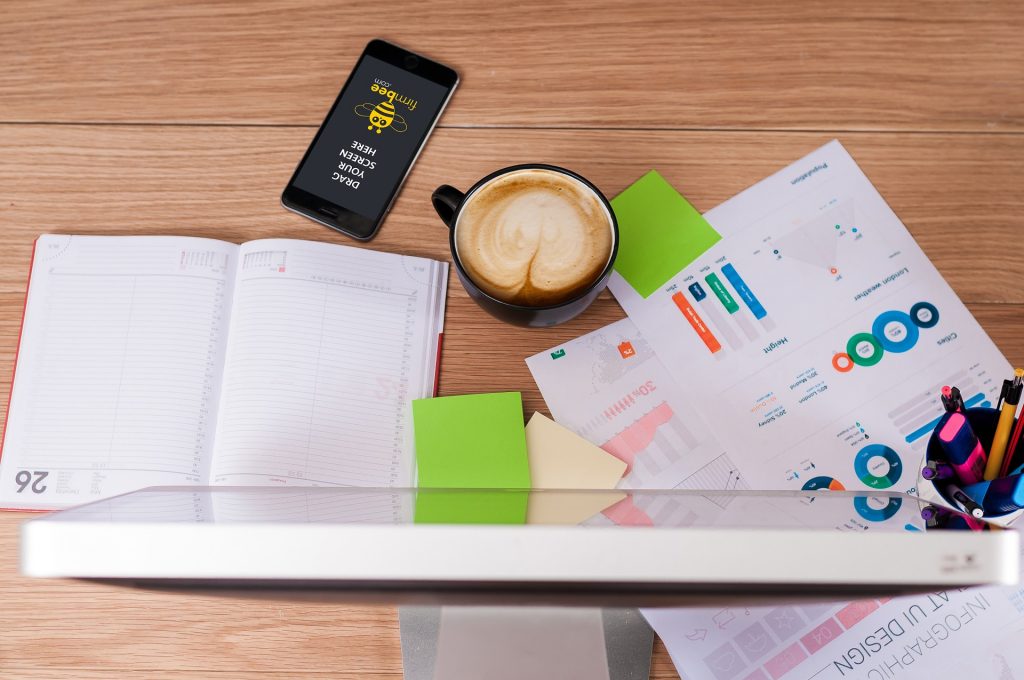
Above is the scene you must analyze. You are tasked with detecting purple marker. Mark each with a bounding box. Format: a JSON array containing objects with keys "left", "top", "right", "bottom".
[
  {"left": 921, "top": 461, "right": 957, "bottom": 481},
  {"left": 937, "top": 412, "right": 987, "bottom": 485}
]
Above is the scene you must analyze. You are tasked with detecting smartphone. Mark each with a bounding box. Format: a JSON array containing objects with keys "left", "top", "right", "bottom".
[{"left": 282, "top": 40, "right": 458, "bottom": 241}]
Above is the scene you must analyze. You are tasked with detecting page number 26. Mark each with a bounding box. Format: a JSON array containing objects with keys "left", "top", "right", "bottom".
[{"left": 15, "top": 470, "right": 49, "bottom": 494}]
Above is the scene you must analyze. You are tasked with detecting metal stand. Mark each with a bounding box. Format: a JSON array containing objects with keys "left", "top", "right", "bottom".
[{"left": 399, "top": 607, "right": 654, "bottom": 680}]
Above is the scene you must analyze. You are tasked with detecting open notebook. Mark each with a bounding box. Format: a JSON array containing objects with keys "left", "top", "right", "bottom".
[{"left": 0, "top": 235, "right": 448, "bottom": 510}]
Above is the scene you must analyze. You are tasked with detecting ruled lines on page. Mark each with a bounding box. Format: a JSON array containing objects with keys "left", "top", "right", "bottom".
[
  {"left": 49, "top": 489, "right": 214, "bottom": 523},
  {"left": 0, "top": 235, "right": 237, "bottom": 510},
  {"left": 210, "top": 488, "right": 411, "bottom": 524},
  {"left": 210, "top": 239, "right": 447, "bottom": 488}
]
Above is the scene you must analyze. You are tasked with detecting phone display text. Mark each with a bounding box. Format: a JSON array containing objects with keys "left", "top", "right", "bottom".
[{"left": 292, "top": 55, "right": 449, "bottom": 220}]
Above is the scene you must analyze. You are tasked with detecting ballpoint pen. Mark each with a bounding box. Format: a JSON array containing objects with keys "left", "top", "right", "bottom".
[
  {"left": 946, "top": 483, "right": 985, "bottom": 518},
  {"left": 940, "top": 385, "right": 964, "bottom": 413},
  {"left": 1001, "top": 402, "right": 1024, "bottom": 478},
  {"left": 985, "top": 369, "right": 1024, "bottom": 480},
  {"left": 964, "top": 474, "right": 1024, "bottom": 515}
]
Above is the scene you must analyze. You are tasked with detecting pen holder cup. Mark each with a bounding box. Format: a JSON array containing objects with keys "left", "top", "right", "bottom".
[{"left": 922, "top": 407, "right": 1024, "bottom": 525}]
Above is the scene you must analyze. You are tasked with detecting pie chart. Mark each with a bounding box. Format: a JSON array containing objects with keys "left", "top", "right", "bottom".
[
  {"left": 854, "top": 444, "right": 903, "bottom": 489},
  {"left": 802, "top": 476, "right": 846, "bottom": 491},
  {"left": 854, "top": 495, "right": 903, "bottom": 522}
]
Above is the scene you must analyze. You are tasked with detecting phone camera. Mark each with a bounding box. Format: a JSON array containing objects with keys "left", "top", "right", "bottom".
[{"left": 404, "top": 55, "right": 419, "bottom": 69}]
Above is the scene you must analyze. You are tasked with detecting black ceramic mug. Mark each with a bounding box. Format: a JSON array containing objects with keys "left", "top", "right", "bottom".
[{"left": 432, "top": 164, "right": 618, "bottom": 327}]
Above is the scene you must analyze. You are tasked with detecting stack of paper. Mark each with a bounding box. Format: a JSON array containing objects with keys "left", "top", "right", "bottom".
[
  {"left": 524, "top": 141, "right": 1018, "bottom": 680},
  {"left": 608, "top": 141, "right": 1010, "bottom": 496}
]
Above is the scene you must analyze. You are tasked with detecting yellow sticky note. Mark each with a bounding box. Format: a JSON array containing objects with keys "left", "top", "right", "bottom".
[{"left": 525, "top": 412, "right": 626, "bottom": 524}]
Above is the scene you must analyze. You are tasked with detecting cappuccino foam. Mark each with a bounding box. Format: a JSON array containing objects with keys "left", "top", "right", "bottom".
[{"left": 455, "top": 169, "right": 613, "bottom": 307}]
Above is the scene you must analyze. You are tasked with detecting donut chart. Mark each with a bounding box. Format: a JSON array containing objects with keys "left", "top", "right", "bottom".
[
  {"left": 854, "top": 444, "right": 903, "bottom": 489},
  {"left": 846, "top": 333, "right": 883, "bottom": 367},
  {"left": 910, "top": 302, "right": 939, "bottom": 329},
  {"left": 871, "top": 310, "right": 919, "bottom": 353},
  {"left": 854, "top": 495, "right": 902, "bottom": 522},
  {"left": 833, "top": 301, "right": 940, "bottom": 372},
  {"left": 832, "top": 353, "right": 854, "bottom": 372},
  {"left": 802, "top": 476, "right": 846, "bottom": 491}
]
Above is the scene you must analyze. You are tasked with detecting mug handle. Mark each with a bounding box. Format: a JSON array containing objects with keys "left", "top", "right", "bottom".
[{"left": 432, "top": 185, "right": 465, "bottom": 229}]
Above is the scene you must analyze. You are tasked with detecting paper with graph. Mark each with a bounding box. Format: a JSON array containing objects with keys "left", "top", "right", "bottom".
[
  {"left": 526, "top": 317, "right": 745, "bottom": 494},
  {"left": 0, "top": 235, "right": 448, "bottom": 510},
  {"left": 608, "top": 140, "right": 1010, "bottom": 500}
]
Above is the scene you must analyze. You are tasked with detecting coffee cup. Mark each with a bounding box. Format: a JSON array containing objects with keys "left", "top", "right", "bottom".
[{"left": 432, "top": 164, "right": 618, "bottom": 327}]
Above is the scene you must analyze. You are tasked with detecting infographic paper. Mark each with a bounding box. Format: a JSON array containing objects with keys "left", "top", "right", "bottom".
[
  {"left": 526, "top": 318, "right": 744, "bottom": 492},
  {"left": 609, "top": 140, "right": 1011, "bottom": 501},
  {"left": 646, "top": 567, "right": 1024, "bottom": 680}
]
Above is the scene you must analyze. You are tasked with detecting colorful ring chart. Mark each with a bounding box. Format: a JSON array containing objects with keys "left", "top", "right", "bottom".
[
  {"left": 834, "top": 302, "right": 941, "bottom": 372},
  {"left": 846, "top": 332, "right": 883, "bottom": 367},
  {"left": 871, "top": 310, "right": 919, "bottom": 353},
  {"left": 831, "top": 353, "right": 854, "bottom": 372},
  {"left": 854, "top": 444, "right": 903, "bottom": 489},
  {"left": 802, "top": 476, "right": 846, "bottom": 491},
  {"left": 854, "top": 495, "right": 902, "bottom": 522},
  {"left": 910, "top": 301, "right": 939, "bottom": 329}
]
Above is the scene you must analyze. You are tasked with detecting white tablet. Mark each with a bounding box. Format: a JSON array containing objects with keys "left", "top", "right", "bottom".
[{"left": 20, "top": 487, "right": 1018, "bottom": 606}]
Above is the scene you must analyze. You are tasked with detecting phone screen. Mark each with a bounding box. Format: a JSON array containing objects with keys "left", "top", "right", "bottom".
[{"left": 291, "top": 55, "right": 451, "bottom": 223}]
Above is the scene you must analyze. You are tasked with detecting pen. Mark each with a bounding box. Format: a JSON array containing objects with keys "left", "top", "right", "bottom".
[
  {"left": 921, "top": 460, "right": 957, "bottom": 481},
  {"left": 964, "top": 474, "right": 1024, "bottom": 515},
  {"left": 947, "top": 483, "right": 985, "bottom": 518},
  {"left": 920, "top": 505, "right": 948, "bottom": 522},
  {"left": 984, "top": 369, "right": 1024, "bottom": 480},
  {"left": 921, "top": 504, "right": 986, "bottom": 530},
  {"left": 951, "top": 386, "right": 965, "bottom": 412},
  {"left": 1001, "top": 404, "right": 1024, "bottom": 478},
  {"left": 941, "top": 385, "right": 964, "bottom": 413}
]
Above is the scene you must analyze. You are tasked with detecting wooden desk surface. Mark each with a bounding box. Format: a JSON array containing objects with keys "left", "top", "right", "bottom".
[{"left": 1, "top": 1, "right": 1022, "bottom": 677}]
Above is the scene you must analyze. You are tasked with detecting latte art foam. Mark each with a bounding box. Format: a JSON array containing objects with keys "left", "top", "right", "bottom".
[{"left": 454, "top": 170, "right": 614, "bottom": 307}]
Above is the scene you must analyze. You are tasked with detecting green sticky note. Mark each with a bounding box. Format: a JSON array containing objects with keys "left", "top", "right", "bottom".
[
  {"left": 412, "top": 392, "right": 530, "bottom": 524},
  {"left": 611, "top": 170, "right": 721, "bottom": 298},
  {"left": 414, "top": 490, "right": 529, "bottom": 525}
]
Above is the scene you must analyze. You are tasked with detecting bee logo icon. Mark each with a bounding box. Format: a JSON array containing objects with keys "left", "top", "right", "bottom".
[{"left": 354, "top": 100, "right": 408, "bottom": 134}]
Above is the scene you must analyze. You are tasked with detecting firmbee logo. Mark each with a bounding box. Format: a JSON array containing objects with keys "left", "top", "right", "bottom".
[{"left": 353, "top": 80, "right": 417, "bottom": 135}]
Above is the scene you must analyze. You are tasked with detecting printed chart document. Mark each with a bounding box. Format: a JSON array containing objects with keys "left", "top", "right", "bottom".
[
  {"left": 609, "top": 140, "right": 1011, "bottom": 500},
  {"left": 644, "top": 530, "right": 1024, "bottom": 680},
  {"left": 527, "top": 318, "right": 745, "bottom": 493},
  {"left": 0, "top": 235, "right": 447, "bottom": 510},
  {"left": 526, "top": 149, "right": 1018, "bottom": 680}
]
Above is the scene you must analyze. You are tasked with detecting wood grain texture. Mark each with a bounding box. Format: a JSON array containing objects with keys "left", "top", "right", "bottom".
[
  {"left": 2, "top": 1, "right": 1023, "bottom": 677},
  {"left": 1, "top": 1, "right": 1022, "bottom": 130},
  {"left": 0, "top": 125, "right": 1022, "bottom": 305},
  {"left": 0, "top": 123, "right": 1022, "bottom": 678},
  {"left": 0, "top": 511, "right": 402, "bottom": 676}
]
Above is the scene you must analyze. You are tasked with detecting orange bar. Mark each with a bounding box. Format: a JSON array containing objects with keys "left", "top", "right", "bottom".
[{"left": 671, "top": 292, "right": 722, "bottom": 353}]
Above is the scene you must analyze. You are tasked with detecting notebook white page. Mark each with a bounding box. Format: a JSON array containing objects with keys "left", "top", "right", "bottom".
[
  {"left": 0, "top": 235, "right": 237, "bottom": 510},
  {"left": 210, "top": 488, "right": 412, "bottom": 524},
  {"left": 209, "top": 239, "right": 447, "bottom": 488}
]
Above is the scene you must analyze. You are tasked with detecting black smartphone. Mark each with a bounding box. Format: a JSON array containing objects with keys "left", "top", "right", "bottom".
[{"left": 282, "top": 40, "right": 459, "bottom": 241}]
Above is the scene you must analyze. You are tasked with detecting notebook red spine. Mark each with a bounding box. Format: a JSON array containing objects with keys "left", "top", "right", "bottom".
[
  {"left": 432, "top": 332, "right": 444, "bottom": 397},
  {"left": 0, "top": 237, "right": 46, "bottom": 512}
]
